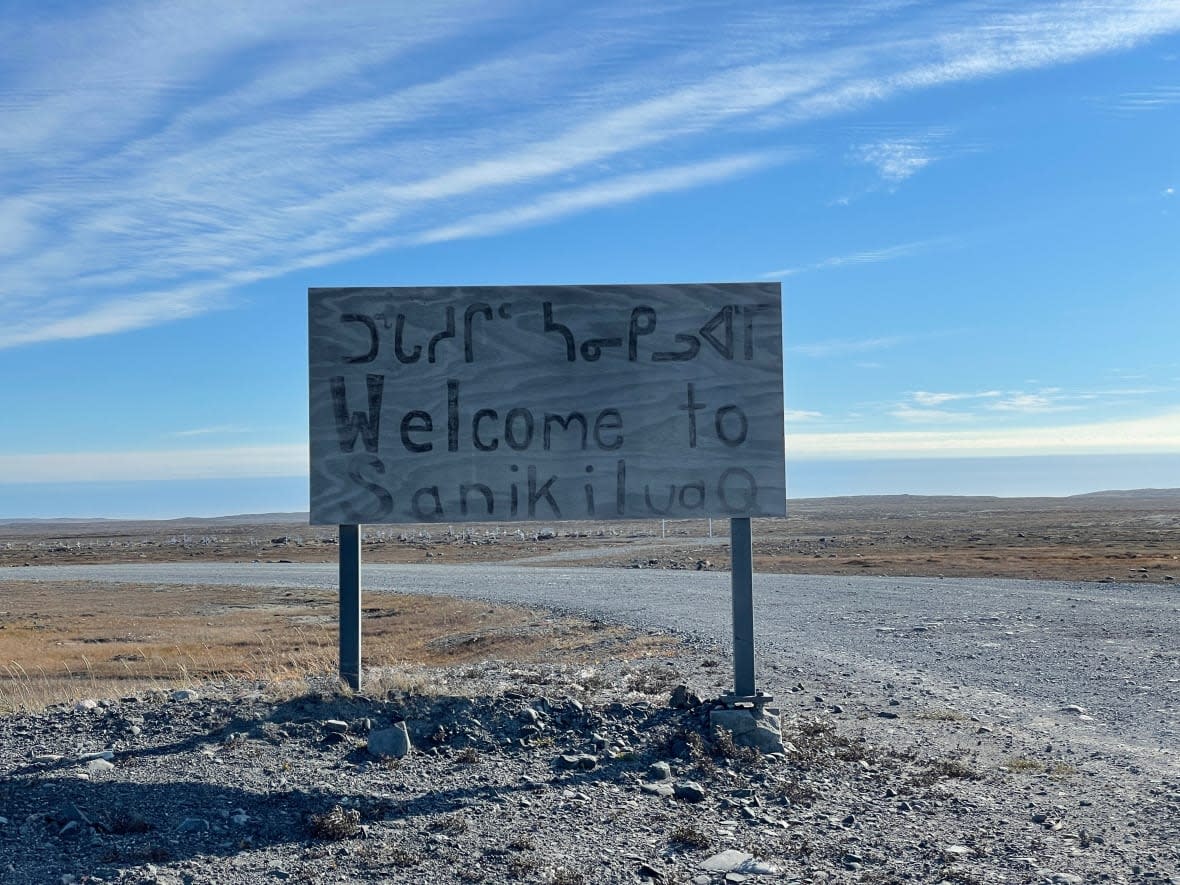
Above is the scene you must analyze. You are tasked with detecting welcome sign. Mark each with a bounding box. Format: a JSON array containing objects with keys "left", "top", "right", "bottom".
[{"left": 309, "top": 283, "right": 784, "bottom": 525}]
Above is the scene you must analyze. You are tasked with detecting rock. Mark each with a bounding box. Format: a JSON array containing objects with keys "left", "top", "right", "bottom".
[
  {"left": 637, "top": 862, "right": 664, "bottom": 880},
  {"left": 701, "top": 850, "right": 753, "bottom": 873},
  {"left": 670, "top": 684, "right": 702, "bottom": 709},
  {"left": 73, "top": 699, "right": 99, "bottom": 712},
  {"left": 699, "top": 849, "right": 778, "bottom": 875},
  {"left": 944, "top": 845, "right": 972, "bottom": 858},
  {"left": 556, "top": 754, "right": 598, "bottom": 771},
  {"left": 709, "top": 707, "right": 785, "bottom": 754},
  {"left": 367, "top": 722, "right": 412, "bottom": 758},
  {"left": 1050, "top": 875, "right": 1083, "bottom": 884},
  {"left": 170, "top": 689, "right": 199, "bottom": 702},
  {"left": 640, "top": 782, "right": 675, "bottom": 798},
  {"left": 673, "top": 781, "right": 707, "bottom": 803},
  {"left": 647, "top": 761, "right": 672, "bottom": 781},
  {"left": 878, "top": 710, "right": 899, "bottom": 719},
  {"left": 86, "top": 758, "right": 115, "bottom": 774},
  {"left": 177, "top": 817, "right": 210, "bottom": 834},
  {"left": 323, "top": 719, "right": 349, "bottom": 734}
]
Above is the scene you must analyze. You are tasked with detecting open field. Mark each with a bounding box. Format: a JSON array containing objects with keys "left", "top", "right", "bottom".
[
  {"left": 0, "top": 579, "right": 674, "bottom": 713},
  {"left": 3, "top": 490, "right": 1179, "bottom": 583}
]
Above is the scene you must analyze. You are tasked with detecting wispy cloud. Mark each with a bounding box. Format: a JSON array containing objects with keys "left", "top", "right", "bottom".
[
  {"left": 0, "top": 446, "right": 308, "bottom": 483},
  {"left": 166, "top": 426, "right": 254, "bottom": 438},
  {"left": 763, "top": 237, "right": 945, "bottom": 278},
  {"left": 785, "top": 409, "right": 824, "bottom": 422},
  {"left": 1108, "top": 84, "right": 1180, "bottom": 112},
  {"left": 892, "top": 388, "right": 1085, "bottom": 422},
  {"left": 854, "top": 133, "right": 942, "bottom": 182},
  {"left": 791, "top": 335, "right": 908, "bottom": 358},
  {"left": 789, "top": 409, "right": 1180, "bottom": 459},
  {"left": 4, "top": 1, "right": 1179, "bottom": 347}
]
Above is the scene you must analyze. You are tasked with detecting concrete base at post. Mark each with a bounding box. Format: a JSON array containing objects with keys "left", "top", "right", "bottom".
[{"left": 709, "top": 704, "right": 786, "bottom": 755}]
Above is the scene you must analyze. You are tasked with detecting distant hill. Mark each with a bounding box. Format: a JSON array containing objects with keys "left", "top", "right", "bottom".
[
  {"left": 0, "top": 512, "right": 310, "bottom": 527},
  {"left": 1068, "top": 488, "right": 1180, "bottom": 501}
]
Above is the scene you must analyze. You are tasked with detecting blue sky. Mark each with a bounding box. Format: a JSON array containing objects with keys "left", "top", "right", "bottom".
[{"left": 1, "top": 1, "right": 1178, "bottom": 517}]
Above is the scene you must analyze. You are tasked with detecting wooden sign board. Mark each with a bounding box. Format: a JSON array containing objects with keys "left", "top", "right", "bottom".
[{"left": 308, "top": 283, "right": 784, "bottom": 525}]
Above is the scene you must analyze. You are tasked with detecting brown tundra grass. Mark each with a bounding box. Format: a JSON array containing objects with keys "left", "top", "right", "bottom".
[{"left": 0, "top": 580, "right": 674, "bottom": 712}]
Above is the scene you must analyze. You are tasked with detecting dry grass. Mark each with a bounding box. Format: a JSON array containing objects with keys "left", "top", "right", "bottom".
[{"left": 0, "top": 580, "right": 677, "bottom": 712}]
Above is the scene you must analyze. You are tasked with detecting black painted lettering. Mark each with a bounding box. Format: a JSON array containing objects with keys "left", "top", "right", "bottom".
[
  {"left": 331, "top": 374, "right": 384, "bottom": 454},
  {"left": 593, "top": 409, "right": 624, "bottom": 451},
  {"left": 543, "top": 412, "right": 588, "bottom": 450},
  {"left": 341, "top": 314, "right": 378, "bottom": 363},
  {"left": 510, "top": 464, "right": 520, "bottom": 517},
  {"left": 345, "top": 456, "right": 394, "bottom": 520},
  {"left": 394, "top": 313, "right": 422, "bottom": 363},
  {"left": 742, "top": 303, "right": 776, "bottom": 360},
  {"left": 628, "top": 307, "right": 656, "bottom": 360},
  {"left": 653, "top": 333, "right": 700, "bottom": 362},
  {"left": 447, "top": 380, "right": 460, "bottom": 452},
  {"left": 527, "top": 466, "right": 561, "bottom": 518},
  {"left": 583, "top": 465, "right": 595, "bottom": 516},
  {"left": 643, "top": 483, "right": 675, "bottom": 515},
  {"left": 679, "top": 481, "right": 706, "bottom": 510},
  {"left": 472, "top": 409, "right": 499, "bottom": 451},
  {"left": 412, "top": 486, "right": 444, "bottom": 519},
  {"left": 580, "top": 337, "right": 621, "bottom": 361},
  {"left": 616, "top": 459, "right": 626, "bottom": 516},
  {"left": 718, "top": 467, "right": 758, "bottom": 513},
  {"left": 460, "top": 483, "right": 494, "bottom": 516},
  {"left": 504, "top": 408, "right": 535, "bottom": 451},
  {"left": 427, "top": 306, "right": 456, "bottom": 363},
  {"left": 679, "top": 383, "right": 705, "bottom": 448},
  {"left": 400, "top": 410, "right": 433, "bottom": 453},
  {"left": 543, "top": 302, "right": 575, "bottom": 361},
  {"left": 714, "top": 404, "right": 748, "bottom": 447},
  {"left": 699, "top": 306, "right": 734, "bottom": 359},
  {"left": 464, "top": 303, "right": 492, "bottom": 362}
]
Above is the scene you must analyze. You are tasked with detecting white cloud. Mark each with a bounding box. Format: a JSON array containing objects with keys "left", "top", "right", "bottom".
[
  {"left": 791, "top": 335, "right": 907, "bottom": 358},
  {"left": 912, "top": 390, "right": 1002, "bottom": 407},
  {"left": 789, "top": 409, "right": 1180, "bottom": 459},
  {"left": 0, "top": 445, "right": 308, "bottom": 483},
  {"left": 4, "top": 1, "right": 1180, "bottom": 347},
  {"left": 785, "top": 409, "right": 823, "bottom": 422},
  {"left": 854, "top": 136, "right": 938, "bottom": 182},
  {"left": 763, "top": 237, "right": 945, "bottom": 279}
]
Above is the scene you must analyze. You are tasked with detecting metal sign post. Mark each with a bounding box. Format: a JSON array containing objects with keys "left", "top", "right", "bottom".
[
  {"left": 339, "top": 523, "right": 362, "bottom": 690},
  {"left": 729, "top": 516, "right": 756, "bottom": 699}
]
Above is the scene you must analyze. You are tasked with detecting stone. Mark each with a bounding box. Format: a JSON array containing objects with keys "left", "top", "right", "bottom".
[
  {"left": 673, "top": 781, "right": 707, "bottom": 803},
  {"left": 170, "top": 689, "right": 200, "bottom": 702},
  {"left": 177, "top": 817, "right": 210, "bottom": 834},
  {"left": 556, "top": 754, "right": 597, "bottom": 770},
  {"left": 86, "top": 759, "right": 115, "bottom": 774},
  {"left": 640, "top": 783, "right": 674, "bottom": 798},
  {"left": 73, "top": 699, "right": 99, "bottom": 712},
  {"left": 670, "top": 684, "right": 702, "bottom": 709},
  {"left": 323, "top": 719, "right": 349, "bottom": 734},
  {"left": 367, "top": 722, "right": 411, "bottom": 758},
  {"left": 648, "top": 761, "right": 672, "bottom": 781},
  {"left": 698, "top": 849, "right": 778, "bottom": 876},
  {"left": 709, "top": 707, "right": 786, "bottom": 754}
]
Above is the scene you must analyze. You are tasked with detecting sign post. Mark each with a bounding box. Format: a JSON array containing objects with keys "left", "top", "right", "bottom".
[
  {"left": 308, "top": 283, "right": 784, "bottom": 691},
  {"left": 338, "top": 523, "right": 362, "bottom": 690},
  {"left": 729, "top": 516, "right": 756, "bottom": 699}
]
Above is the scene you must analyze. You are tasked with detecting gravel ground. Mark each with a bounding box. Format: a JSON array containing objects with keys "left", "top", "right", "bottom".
[{"left": 1, "top": 565, "right": 1177, "bottom": 883}]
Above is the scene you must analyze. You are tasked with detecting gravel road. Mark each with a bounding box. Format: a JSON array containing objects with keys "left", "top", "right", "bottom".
[{"left": 4, "top": 564, "right": 1176, "bottom": 772}]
